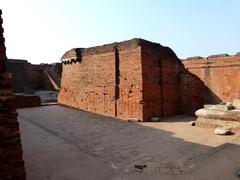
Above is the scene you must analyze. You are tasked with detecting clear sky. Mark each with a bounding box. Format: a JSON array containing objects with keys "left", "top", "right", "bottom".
[{"left": 1, "top": 0, "right": 240, "bottom": 64}]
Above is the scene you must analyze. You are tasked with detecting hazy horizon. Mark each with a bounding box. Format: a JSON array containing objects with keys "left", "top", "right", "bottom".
[{"left": 1, "top": 0, "right": 240, "bottom": 64}]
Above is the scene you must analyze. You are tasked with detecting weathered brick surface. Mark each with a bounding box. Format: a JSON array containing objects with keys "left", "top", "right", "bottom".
[
  {"left": 14, "top": 94, "right": 41, "bottom": 108},
  {"left": 0, "top": 9, "right": 26, "bottom": 180},
  {"left": 179, "top": 70, "right": 204, "bottom": 115},
  {"left": 141, "top": 43, "right": 183, "bottom": 119},
  {"left": 116, "top": 47, "right": 143, "bottom": 120},
  {"left": 59, "top": 39, "right": 203, "bottom": 121},
  {"left": 59, "top": 51, "right": 116, "bottom": 116},
  {"left": 183, "top": 54, "right": 240, "bottom": 104},
  {"left": 42, "top": 63, "right": 62, "bottom": 90},
  {"left": 6, "top": 59, "right": 62, "bottom": 93}
]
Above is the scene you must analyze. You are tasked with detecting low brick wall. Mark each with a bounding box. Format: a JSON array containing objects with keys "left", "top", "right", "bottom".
[{"left": 14, "top": 94, "right": 41, "bottom": 108}]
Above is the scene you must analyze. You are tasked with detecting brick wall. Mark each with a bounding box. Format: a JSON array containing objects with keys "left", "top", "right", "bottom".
[
  {"left": 6, "top": 59, "right": 36, "bottom": 93},
  {"left": 26, "top": 64, "right": 44, "bottom": 90},
  {"left": 14, "top": 94, "right": 41, "bottom": 108},
  {"left": 58, "top": 40, "right": 144, "bottom": 120},
  {"left": 59, "top": 50, "right": 116, "bottom": 116},
  {"left": 183, "top": 54, "right": 240, "bottom": 104},
  {"left": 116, "top": 47, "right": 143, "bottom": 120},
  {"left": 59, "top": 39, "right": 204, "bottom": 121},
  {"left": 141, "top": 42, "right": 204, "bottom": 118},
  {"left": 0, "top": 9, "right": 26, "bottom": 180},
  {"left": 141, "top": 42, "right": 182, "bottom": 119},
  {"left": 6, "top": 59, "right": 62, "bottom": 93},
  {"left": 179, "top": 70, "right": 204, "bottom": 115}
]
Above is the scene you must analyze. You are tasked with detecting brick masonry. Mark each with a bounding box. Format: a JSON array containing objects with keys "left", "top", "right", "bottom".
[
  {"left": 6, "top": 59, "right": 62, "bottom": 93},
  {"left": 0, "top": 10, "right": 26, "bottom": 180},
  {"left": 14, "top": 94, "right": 41, "bottom": 108},
  {"left": 58, "top": 39, "right": 204, "bottom": 121},
  {"left": 183, "top": 54, "right": 240, "bottom": 104}
]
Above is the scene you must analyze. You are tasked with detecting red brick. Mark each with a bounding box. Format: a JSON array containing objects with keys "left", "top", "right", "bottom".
[
  {"left": 0, "top": 9, "right": 26, "bottom": 180},
  {"left": 59, "top": 39, "right": 204, "bottom": 121},
  {"left": 183, "top": 54, "right": 240, "bottom": 104}
]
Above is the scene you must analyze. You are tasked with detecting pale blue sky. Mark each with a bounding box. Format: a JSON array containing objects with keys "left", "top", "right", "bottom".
[{"left": 1, "top": 0, "right": 240, "bottom": 64}]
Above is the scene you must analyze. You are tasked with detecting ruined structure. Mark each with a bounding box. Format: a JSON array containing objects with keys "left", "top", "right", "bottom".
[
  {"left": 195, "top": 104, "right": 240, "bottom": 133},
  {"left": 5, "top": 59, "right": 62, "bottom": 107},
  {"left": 183, "top": 54, "right": 240, "bottom": 132},
  {"left": 0, "top": 10, "right": 26, "bottom": 179},
  {"left": 6, "top": 59, "right": 62, "bottom": 94},
  {"left": 59, "top": 39, "right": 203, "bottom": 121},
  {"left": 183, "top": 54, "right": 240, "bottom": 104}
]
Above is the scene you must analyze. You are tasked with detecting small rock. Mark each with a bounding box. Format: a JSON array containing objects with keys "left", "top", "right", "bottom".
[
  {"left": 237, "top": 169, "right": 240, "bottom": 177},
  {"left": 134, "top": 164, "right": 147, "bottom": 170},
  {"left": 188, "top": 121, "right": 196, "bottom": 126},
  {"left": 226, "top": 102, "right": 234, "bottom": 110},
  {"left": 214, "top": 127, "right": 232, "bottom": 135},
  {"left": 150, "top": 117, "right": 161, "bottom": 122},
  {"left": 127, "top": 118, "right": 139, "bottom": 122}
]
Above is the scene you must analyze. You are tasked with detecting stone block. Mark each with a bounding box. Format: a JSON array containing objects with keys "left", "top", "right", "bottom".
[
  {"left": 188, "top": 121, "right": 196, "bottom": 126},
  {"left": 233, "top": 99, "right": 240, "bottom": 110},
  {"left": 204, "top": 104, "right": 233, "bottom": 111},
  {"left": 149, "top": 117, "right": 161, "bottom": 122},
  {"left": 214, "top": 127, "right": 232, "bottom": 135},
  {"left": 195, "top": 108, "right": 240, "bottom": 122},
  {"left": 127, "top": 118, "right": 140, "bottom": 122}
]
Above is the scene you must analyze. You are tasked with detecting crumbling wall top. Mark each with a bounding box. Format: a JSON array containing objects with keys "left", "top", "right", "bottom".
[
  {"left": 183, "top": 53, "right": 240, "bottom": 62},
  {"left": 207, "top": 53, "right": 229, "bottom": 59},
  {"left": 236, "top": 52, "right": 240, "bottom": 56},
  {"left": 183, "top": 56, "right": 204, "bottom": 61},
  {"left": 60, "top": 38, "right": 170, "bottom": 63}
]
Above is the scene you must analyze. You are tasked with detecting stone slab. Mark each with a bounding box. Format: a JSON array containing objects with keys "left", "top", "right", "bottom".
[{"left": 195, "top": 108, "right": 240, "bottom": 122}]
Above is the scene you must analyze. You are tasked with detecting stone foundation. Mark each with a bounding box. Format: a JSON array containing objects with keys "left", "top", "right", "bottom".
[{"left": 195, "top": 108, "right": 240, "bottom": 133}]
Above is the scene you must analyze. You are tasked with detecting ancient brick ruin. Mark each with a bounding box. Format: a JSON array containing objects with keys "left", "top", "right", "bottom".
[
  {"left": 6, "top": 59, "right": 62, "bottom": 94},
  {"left": 183, "top": 54, "right": 240, "bottom": 104},
  {"left": 0, "top": 10, "right": 26, "bottom": 180},
  {"left": 4, "top": 59, "right": 62, "bottom": 107},
  {"left": 59, "top": 39, "right": 204, "bottom": 121},
  {"left": 183, "top": 54, "right": 240, "bottom": 132}
]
